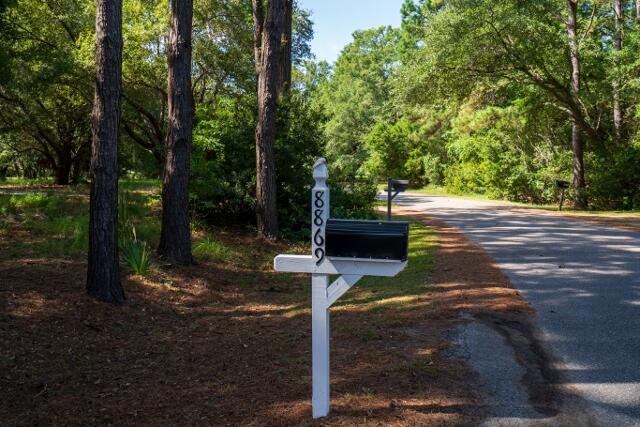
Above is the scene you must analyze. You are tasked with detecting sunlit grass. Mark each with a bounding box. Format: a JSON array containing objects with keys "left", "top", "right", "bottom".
[
  {"left": 335, "top": 221, "right": 436, "bottom": 309},
  {"left": 0, "top": 184, "right": 161, "bottom": 259},
  {"left": 119, "top": 178, "right": 161, "bottom": 192},
  {"left": 412, "top": 184, "right": 494, "bottom": 201},
  {"left": 0, "top": 177, "right": 55, "bottom": 187},
  {"left": 193, "top": 237, "right": 232, "bottom": 262}
]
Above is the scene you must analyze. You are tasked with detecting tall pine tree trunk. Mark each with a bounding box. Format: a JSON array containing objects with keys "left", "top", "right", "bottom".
[
  {"left": 158, "top": 0, "right": 193, "bottom": 264},
  {"left": 566, "top": 0, "right": 587, "bottom": 209},
  {"left": 253, "top": 0, "right": 264, "bottom": 75},
  {"left": 277, "top": 0, "right": 292, "bottom": 95},
  {"left": 254, "top": 0, "right": 284, "bottom": 240},
  {"left": 87, "top": 0, "right": 124, "bottom": 303},
  {"left": 613, "top": 0, "right": 624, "bottom": 143}
]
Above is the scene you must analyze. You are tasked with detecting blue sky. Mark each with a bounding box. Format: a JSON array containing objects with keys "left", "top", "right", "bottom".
[{"left": 298, "top": 0, "right": 405, "bottom": 63}]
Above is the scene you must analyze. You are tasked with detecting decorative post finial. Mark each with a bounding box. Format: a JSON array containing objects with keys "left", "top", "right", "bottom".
[{"left": 313, "top": 158, "right": 328, "bottom": 182}]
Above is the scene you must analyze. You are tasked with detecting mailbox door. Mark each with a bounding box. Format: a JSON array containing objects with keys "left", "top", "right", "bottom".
[{"left": 325, "top": 219, "right": 409, "bottom": 261}]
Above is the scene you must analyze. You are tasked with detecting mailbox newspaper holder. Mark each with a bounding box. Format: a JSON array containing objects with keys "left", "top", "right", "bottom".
[{"left": 274, "top": 158, "right": 409, "bottom": 419}]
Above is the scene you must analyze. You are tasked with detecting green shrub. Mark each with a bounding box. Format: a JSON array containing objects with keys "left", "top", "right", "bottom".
[
  {"left": 121, "top": 236, "right": 151, "bottom": 275},
  {"left": 193, "top": 237, "right": 230, "bottom": 261},
  {"left": 119, "top": 191, "right": 152, "bottom": 274},
  {"left": 189, "top": 92, "right": 378, "bottom": 240},
  {"left": 587, "top": 143, "right": 640, "bottom": 210}
]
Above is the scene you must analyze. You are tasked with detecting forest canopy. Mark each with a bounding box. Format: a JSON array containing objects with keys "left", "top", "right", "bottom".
[
  {"left": 1, "top": 0, "right": 639, "bottom": 228},
  {"left": 317, "top": 0, "right": 640, "bottom": 210}
]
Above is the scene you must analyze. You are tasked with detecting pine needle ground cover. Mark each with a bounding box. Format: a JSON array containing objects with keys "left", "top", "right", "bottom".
[{"left": 0, "top": 182, "right": 496, "bottom": 425}]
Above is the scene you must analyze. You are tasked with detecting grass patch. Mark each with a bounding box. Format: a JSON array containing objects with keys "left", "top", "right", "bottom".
[
  {"left": 0, "top": 176, "right": 55, "bottom": 187},
  {"left": 0, "top": 183, "right": 161, "bottom": 259},
  {"left": 335, "top": 221, "right": 436, "bottom": 310},
  {"left": 193, "top": 237, "right": 232, "bottom": 262},
  {"left": 119, "top": 178, "right": 161, "bottom": 193},
  {"left": 412, "top": 184, "right": 494, "bottom": 201}
]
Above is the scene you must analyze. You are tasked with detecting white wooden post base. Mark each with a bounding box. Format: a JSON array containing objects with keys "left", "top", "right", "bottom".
[{"left": 312, "top": 273, "right": 330, "bottom": 418}]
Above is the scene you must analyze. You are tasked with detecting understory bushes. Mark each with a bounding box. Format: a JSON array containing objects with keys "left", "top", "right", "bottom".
[
  {"left": 587, "top": 143, "right": 640, "bottom": 210},
  {"left": 189, "top": 93, "right": 378, "bottom": 239}
]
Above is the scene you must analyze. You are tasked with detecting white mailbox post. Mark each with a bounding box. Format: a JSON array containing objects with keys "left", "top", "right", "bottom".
[{"left": 274, "top": 158, "right": 408, "bottom": 418}]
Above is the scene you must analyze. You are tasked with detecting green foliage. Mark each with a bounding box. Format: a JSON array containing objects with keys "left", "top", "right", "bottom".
[
  {"left": 189, "top": 97, "right": 258, "bottom": 226},
  {"left": 330, "top": 183, "right": 378, "bottom": 220},
  {"left": 119, "top": 190, "right": 153, "bottom": 274},
  {"left": 121, "top": 238, "right": 151, "bottom": 275},
  {"left": 318, "top": 26, "right": 401, "bottom": 181},
  {"left": 0, "top": 191, "right": 89, "bottom": 256},
  {"left": 316, "top": 0, "right": 640, "bottom": 211},
  {"left": 363, "top": 120, "right": 413, "bottom": 180},
  {"left": 588, "top": 142, "right": 640, "bottom": 210},
  {"left": 190, "top": 85, "right": 377, "bottom": 239},
  {"left": 193, "top": 237, "right": 230, "bottom": 262}
]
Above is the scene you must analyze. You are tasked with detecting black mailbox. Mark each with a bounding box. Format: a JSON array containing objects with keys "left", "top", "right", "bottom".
[
  {"left": 555, "top": 180, "right": 570, "bottom": 189},
  {"left": 389, "top": 179, "right": 409, "bottom": 192},
  {"left": 325, "top": 219, "right": 409, "bottom": 261}
]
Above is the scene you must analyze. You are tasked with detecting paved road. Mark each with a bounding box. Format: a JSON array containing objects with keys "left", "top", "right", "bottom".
[{"left": 395, "top": 193, "right": 640, "bottom": 426}]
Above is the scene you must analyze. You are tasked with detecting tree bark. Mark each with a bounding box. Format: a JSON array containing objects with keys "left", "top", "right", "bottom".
[
  {"left": 613, "top": 0, "right": 624, "bottom": 143},
  {"left": 158, "top": 0, "right": 193, "bottom": 265},
  {"left": 53, "top": 143, "right": 75, "bottom": 185},
  {"left": 254, "top": 0, "right": 284, "bottom": 240},
  {"left": 566, "top": 0, "right": 587, "bottom": 209},
  {"left": 637, "top": 0, "right": 640, "bottom": 23},
  {"left": 277, "top": 0, "right": 293, "bottom": 95},
  {"left": 253, "top": 0, "right": 264, "bottom": 75},
  {"left": 87, "top": 0, "right": 124, "bottom": 304},
  {"left": 54, "top": 158, "right": 72, "bottom": 185}
]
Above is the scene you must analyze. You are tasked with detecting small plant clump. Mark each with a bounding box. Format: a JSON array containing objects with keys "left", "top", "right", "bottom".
[
  {"left": 119, "top": 191, "right": 151, "bottom": 275},
  {"left": 193, "top": 237, "right": 230, "bottom": 262},
  {"left": 121, "top": 229, "right": 151, "bottom": 275}
]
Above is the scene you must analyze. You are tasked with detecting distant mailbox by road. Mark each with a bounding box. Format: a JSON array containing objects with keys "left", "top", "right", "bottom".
[
  {"left": 386, "top": 178, "right": 409, "bottom": 220},
  {"left": 555, "top": 179, "right": 570, "bottom": 211},
  {"left": 388, "top": 179, "right": 409, "bottom": 192},
  {"left": 325, "top": 219, "right": 409, "bottom": 261}
]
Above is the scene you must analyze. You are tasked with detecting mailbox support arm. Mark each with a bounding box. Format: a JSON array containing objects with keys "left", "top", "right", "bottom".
[{"left": 326, "top": 274, "right": 362, "bottom": 307}]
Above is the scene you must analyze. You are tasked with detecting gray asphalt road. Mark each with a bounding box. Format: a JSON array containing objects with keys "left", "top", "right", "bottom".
[{"left": 394, "top": 193, "right": 640, "bottom": 426}]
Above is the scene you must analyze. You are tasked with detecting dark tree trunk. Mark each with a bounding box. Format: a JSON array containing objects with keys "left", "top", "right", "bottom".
[
  {"left": 87, "top": 0, "right": 125, "bottom": 303},
  {"left": 277, "top": 0, "right": 293, "bottom": 95},
  {"left": 252, "top": 0, "right": 264, "bottom": 75},
  {"left": 613, "top": 0, "right": 624, "bottom": 143},
  {"left": 158, "top": 0, "right": 193, "bottom": 264},
  {"left": 253, "top": 0, "right": 284, "bottom": 240},
  {"left": 566, "top": 0, "right": 587, "bottom": 209},
  {"left": 71, "top": 157, "right": 83, "bottom": 184},
  {"left": 54, "top": 160, "right": 71, "bottom": 185},
  {"left": 53, "top": 144, "right": 73, "bottom": 185}
]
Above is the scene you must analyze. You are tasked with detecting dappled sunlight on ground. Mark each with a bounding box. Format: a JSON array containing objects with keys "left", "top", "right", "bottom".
[{"left": 1, "top": 215, "right": 489, "bottom": 425}]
